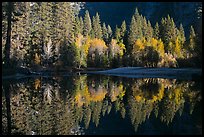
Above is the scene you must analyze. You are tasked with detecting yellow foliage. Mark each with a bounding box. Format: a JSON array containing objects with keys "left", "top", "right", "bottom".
[
  {"left": 157, "top": 39, "right": 165, "bottom": 57},
  {"left": 84, "top": 37, "right": 91, "bottom": 55},
  {"left": 150, "top": 84, "right": 165, "bottom": 103},
  {"left": 34, "top": 79, "right": 41, "bottom": 90},
  {"left": 90, "top": 38, "right": 107, "bottom": 49},
  {"left": 75, "top": 33, "right": 84, "bottom": 48},
  {"left": 151, "top": 38, "right": 158, "bottom": 47},
  {"left": 175, "top": 37, "right": 182, "bottom": 58},
  {"left": 118, "top": 43, "right": 126, "bottom": 56},
  {"left": 110, "top": 39, "right": 126, "bottom": 57},
  {"left": 134, "top": 39, "right": 145, "bottom": 50}
]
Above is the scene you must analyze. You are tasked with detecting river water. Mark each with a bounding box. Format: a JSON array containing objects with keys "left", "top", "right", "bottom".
[{"left": 2, "top": 74, "right": 202, "bottom": 135}]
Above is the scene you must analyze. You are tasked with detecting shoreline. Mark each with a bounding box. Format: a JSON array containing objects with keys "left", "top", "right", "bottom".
[{"left": 2, "top": 67, "right": 202, "bottom": 80}]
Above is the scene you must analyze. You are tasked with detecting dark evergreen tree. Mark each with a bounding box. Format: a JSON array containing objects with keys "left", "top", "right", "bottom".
[
  {"left": 102, "top": 23, "right": 108, "bottom": 43},
  {"left": 92, "top": 13, "right": 102, "bottom": 39},
  {"left": 83, "top": 10, "right": 92, "bottom": 37},
  {"left": 154, "top": 22, "right": 160, "bottom": 39}
]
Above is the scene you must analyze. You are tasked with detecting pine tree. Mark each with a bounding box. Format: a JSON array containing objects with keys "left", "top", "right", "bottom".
[
  {"left": 160, "top": 15, "right": 178, "bottom": 53},
  {"left": 178, "top": 23, "right": 185, "bottom": 49},
  {"left": 128, "top": 16, "right": 137, "bottom": 46},
  {"left": 92, "top": 12, "right": 102, "bottom": 39},
  {"left": 91, "top": 16, "right": 96, "bottom": 38},
  {"left": 102, "top": 23, "right": 108, "bottom": 43},
  {"left": 114, "top": 25, "right": 121, "bottom": 42},
  {"left": 107, "top": 25, "right": 112, "bottom": 42},
  {"left": 147, "top": 20, "right": 153, "bottom": 41},
  {"left": 83, "top": 10, "right": 92, "bottom": 37},
  {"left": 120, "top": 20, "right": 126, "bottom": 40},
  {"left": 39, "top": 2, "right": 54, "bottom": 66},
  {"left": 2, "top": 3, "right": 7, "bottom": 64},
  {"left": 141, "top": 16, "right": 148, "bottom": 39},
  {"left": 74, "top": 16, "right": 81, "bottom": 36},
  {"left": 3, "top": 2, "right": 14, "bottom": 67},
  {"left": 79, "top": 16, "right": 84, "bottom": 34},
  {"left": 134, "top": 8, "right": 143, "bottom": 39},
  {"left": 9, "top": 2, "right": 32, "bottom": 67},
  {"left": 74, "top": 16, "right": 83, "bottom": 37},
  {"left": 189, "top": 26, "right": 196, "bottom": 52},
  {"left": 154, "top": 22, "right": 160, "bottom": 39}
]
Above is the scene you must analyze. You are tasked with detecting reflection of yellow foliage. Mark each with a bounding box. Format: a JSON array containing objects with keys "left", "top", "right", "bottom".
[
  {"left": 90, "top": 88, "right": 107, "bottom": 102},
  {"left": 168, "top": 86, "right": 184, "bottom": 105},
  {"left": 133, "top": 79, "right": 165, "bottom": 103},
  {"left": 74, "top": 85, "right": 108, "bottom": 107},
  {"left": 135, "top": 95, "right": 144, "bottom": 102},
  {"left": 174, "top": 87, "right": 183, "bottom": 105},
  {"left": 75, "top": 86, "right": 90, "bottom": 107},
  {"left": 151, "top": 84, "right": 164, "bottom": 103},
  {"left": 110, "top": 83, "right": 125, "bottom": 102},
  {"left": 118, "top": 84, "right": 125, "bottom": 99},
  {"left": 75, "top": 92, "right": 85, "bottom": 107},
  {"left": 34, "top": 53, "right": 41, "bottom": 65},
  {"left": 34, "top": 79, "right": 41, "bottom": 90}
]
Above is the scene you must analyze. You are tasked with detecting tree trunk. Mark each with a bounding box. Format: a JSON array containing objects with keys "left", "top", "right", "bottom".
[{"left": 4, "top": 2, "right": 13, "bottom": 67}]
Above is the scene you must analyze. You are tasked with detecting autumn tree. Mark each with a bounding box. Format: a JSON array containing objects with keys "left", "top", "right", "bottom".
[
  {"left": 109, "top": 39, "right": 126, "bottom": 67},
  {"left": 87, "top": 38, "right": 108, "bottom": 67}
]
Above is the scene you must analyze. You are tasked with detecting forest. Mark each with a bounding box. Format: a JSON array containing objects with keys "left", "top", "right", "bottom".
[{"left": 2, "top": 2, "right": 202, "bottom": 75}]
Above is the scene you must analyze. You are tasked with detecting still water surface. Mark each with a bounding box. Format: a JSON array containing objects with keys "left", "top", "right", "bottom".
[{"left": 2, "top": 75, "right": 202, "bottom": 135}]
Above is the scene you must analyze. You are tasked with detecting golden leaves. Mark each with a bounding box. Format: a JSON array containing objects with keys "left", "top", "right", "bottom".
[{"left": 34, "top": 53, "right": 41, "bottom": 65}]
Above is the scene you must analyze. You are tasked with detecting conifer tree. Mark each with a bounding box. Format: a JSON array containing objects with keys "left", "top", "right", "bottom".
[
  {"left": 83, "top": 10, "right": 92, "bottom": 37},
  {"left": 120, "top": 20, "right": 126, "bottom": 40},
  {"left": 102, "top": 23, "right": 108, "bottom": 43},
  {"left": 178, "top": 23, "right": 185, "bottom": 49},
  {"left": 107, "top": 25, "right": 113, "bottom": 42},
  {"left": 128, "top": 16, "right": 137, "bottom": 46},
  {"left": 115, "top": 25, "right": 121, "bottom": 42},
  {"left": 189, "top": 26, "right": 196, "bottom": 52},
  {"left": 92, "top": 13, "right": 102, "bottom": 39},
  {"left": 134, "top": 8, "right": 143, "bottom": 39},
  {"left": 3, "top": 2, "right": 14, "bottom": 67},
  {"left": 154, "top": 22, "right": 160, "bottom": 39},
  {"left": 79, "top": 16, "right": 84, "bottom": 34},
  {"left": 147, "top": 20, "right": 153, "bottom": 41}
]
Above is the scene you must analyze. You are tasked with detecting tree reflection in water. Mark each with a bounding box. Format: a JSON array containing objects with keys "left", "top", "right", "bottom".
[{"left": 2, "top": 75, "right": 202, "bottom": 135}]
